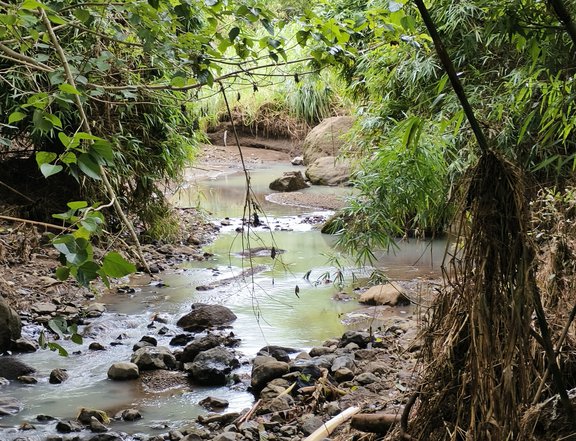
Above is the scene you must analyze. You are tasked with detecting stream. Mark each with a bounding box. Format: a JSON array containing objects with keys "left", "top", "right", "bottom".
[{"left": 0, "top": 165, "right": 444, "bottom": 440}]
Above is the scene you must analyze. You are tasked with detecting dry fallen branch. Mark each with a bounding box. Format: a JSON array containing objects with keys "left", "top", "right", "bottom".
[{"left": 303, "top": 406, "right": 361, "bottom": 441}]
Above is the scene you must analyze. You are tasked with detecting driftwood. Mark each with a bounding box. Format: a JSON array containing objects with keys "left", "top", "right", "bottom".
[
  {"left": 303, "top": 406, "right": 360, "bottom": 441},
  {"left": 351, "top": 412, "right": 401, "bottom": 433}
]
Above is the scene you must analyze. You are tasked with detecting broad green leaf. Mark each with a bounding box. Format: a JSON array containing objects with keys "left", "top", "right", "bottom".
[
  {"left": 71, "top": 333, "right": 83, "bottom": 344},
  {"left": 60, "top": 151, "right": 77, "bottom": 164},
  {"left": 21, "top": 0, "right": 44, "bottom": 10},
  {"left": 44, "top": 113, "right": 62, "bottom": 128},
  {"left": 8, "top": 111, "right": 26, "bottom": 124},
  {"left": 55, "top": 266, "right": 70, "bottom": 281},
  {"left": 78, "top": 153, "right": 102, "bottom": 180},
  {"left": 67, "top": 201, "right": 88, "bottom": 210},
  {"left": 25, "top": 93, "right": 49, "bottom": 109},
  {"left": 32, "top": 110, "right": 53, "bottom": 132},
  {"left": 170, "top": 76, "right": 186, "bottom": 88},
  {"left": 73, "top": 9, "right": 91, "bottom": 23},
  {"left": 101, "top": 252, "right": 136, "bottom": 278},
  {"left": 76, "top": 261, "right": 100, "bottom": 286},
  {"left": 75, "top": 132, "right": 103, "bottom": 141},
  {"left": 40, "top": 163, "right": 63, "bottom": 178},
  {"left": 91, "top": 141, "right": 114, "bottom": 163},
  {"left": 80, "top": 215, "right": 103, "bottom": 232},
  {"left": 48, "top": 14, "right": 67, "bottom": 25},
  {"left": 0, "top": 14, "right": 17, "bottom": 25},
  {"left": 59, "top": 83, "right": 81, "bottom": 95},
  {"left": 47, "top": 342, "right": 68, "bottom": 357}
]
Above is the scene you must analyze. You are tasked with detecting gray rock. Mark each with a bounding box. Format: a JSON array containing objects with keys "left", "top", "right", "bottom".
[
  {"left": 56, "top": 419, "right": 83, "bottom": 433},
  {"left": 31, "top": 302, "right": 57, "bottom": 315},
  {"left": 0, "top": 296, "right": 22, "bottom": 352},
  {"left": 90, "top": 416, "right": 109, "bottom": 433},
  {"left": 18, "top": 375, "right": 37, "bottom": 384},
  {"left": 185, "top": 347, "right": 239, "bottom": 385},
  {"left": 89, "top": 342, "right": 106, "bottom": 351},
  {"left": 305, "top": 156, "right": 351, "bottom": 186},
  {"left": 331, "top": 354, "right": 355, "bottom": 372},
  {"left": 251, "top": 360, "right": 290, "bottom": 394},
  {"left": 199, "top": 396, "right": 229, "bottom": 410},
  {"left": 291, "top": 156, "right": 304, "bottom": 165},
  {"left": 49, "top": 368, "right": 69, "bottom": 384},
  {"left": 257, "top": 345, "right": 299, "bottom": 362},
  {"left": 269, "top": 171, "right": 309, "bottom": 192},
  {"left": 339, "top": 330, "right": 371, "bottom": 348},
  {"left": 77, "top": 407, "right": 109, "bottom": 425},
  {"left": 176, "top": 303, "right": 237, "bottom": 332},
  {"left": 107, "top": 362, "right": 140, "bottom": 381},
  {"left": 0, "top": 397, "right": 22, "bottom": 415},
  {"left": 300, "top": 414, "right": 325, "bottom": 436},
  {"left": 355, "top": 372, "right": 379, "bottom": 385},
  {"left": 88, "top": 433, "right": 123, "bottom": 441},
  {"left": 85, "top": 303, "right": 106, "bottom": 318},
  {"left": 12, "top": 337, "right": 38, "bottom": 353},
  {"left": 181, "top": 333, "right": 239, "bottom": 363},
  {"left": 131, "top": 346, "right": 176, "bottom": 371},
  {"left": 301, "top": 116, "right": 355, "bottom": 165},
  {"left": 213, "top": 432, "right": 237, "bottom": 441},
  {"left": 0, "top": 376, "right": 8, "bottom": 387},
  {"left": 358, "top": 283, "right": 410, "bottom": 306},
  {"left": 0, "top": 357, "right": 35, "bottom": 379},
  {"left": 309, "top": 346, "right": 334, "bottom": 357},
  {"left": 333, "top": 367, "right": 354, "bottom": 382},
  {"left": 116, "top": 408, "right": 142, "bottom": 421}
]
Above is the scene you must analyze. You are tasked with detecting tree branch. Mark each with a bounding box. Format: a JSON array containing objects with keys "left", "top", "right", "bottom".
[
  {"left": 547, "top": 0, "right": 576, "bottom": 47},
  {"left": 0, "top": 43, "right": 53, "bottom": 72}
]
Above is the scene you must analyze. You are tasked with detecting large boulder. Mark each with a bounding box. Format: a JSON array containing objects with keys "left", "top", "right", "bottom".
[
  {"left": 269, "top": 171, "right": 309, "bottom": 192},
  {"left": 185, "top": 347, "right": 239, "bottom": 385},
  {"left": 358, "top": 283, "right": 410, "bottom": 306},
  {"left": 176, "top": 303, "right": 237, "bottom": 332},
  {"left": 302, "top": 116, "right": 355, "bottom": 165},
  {"left": 305, "top": 156, "right": 351, "bottom": 186},
  {"left": 251, "top": 359, "right": 290, "bottom": 394},
  {"left": 130, "top": 346, "right": 176, "bottom": 371},
  {"left": 0, "top": 357, "right": 35, "bottom": 379},
  {"left": 107, "top": 362, "right": 140, "bottom": 380},
  {"left": 0, "top": 296, "right": 22, "bottom": 352}
]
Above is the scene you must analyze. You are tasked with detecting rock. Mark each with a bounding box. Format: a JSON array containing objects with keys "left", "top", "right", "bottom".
[
  {"left": 185, "top": 347, "right": 239, "bottom": 385},
  {"left": 300, "top": 414, "right": 325, "bottom": 436},
  {"left": 107, "top": 362, "right": 140, "bottom": 380},
  {"left": 333, "top": 367, "right": 355, "bottom": 382},
  {"left": 132, "top": 340, "right": 155, "bottom": 352},
  {"left": 355, "top": 372, "right": 379, "bottom": 385},
  {"left": 257, "top": 345, "right": 299, "bottom": 362},
  {"left": 0, "top": 357, "right": 35, "bottom": 379},
  {"left": 116, "top": 408, "right": 142, "bottom": 421},
  {"left": 199, "top": 396, "right": 230, "bottom": 410},
  {"left": 269, "top": 171, "right": 309, "bottom": 192},
  {"left": 0, "top": 397, "right": 22, "bottom": 415},
  {"left": 31, "top": 302, "right": 57, "bottom": 315},
  {"left": 0, "top": 296, "right": 22, "bottom": 352},
  {"left": 331, "top": 354, "right": 355, "bottom": 372},
  {"left": 176, "top": 303, "right": 237, "bottom": 332},
  {"left": 85, "top": 303, "right": 107, "bottom": 318},
  {"left": 197, "top": 411, "right": 240, "bottom": 425},
  {"left": 140, "top": 335, "right": 158, "bottom": 346},
  {"left": 49, "top": 368, "right": 69, "bottom": 384},
  {"left": 170, "top": 333, "right": 194, "bottom": 346},
  {"left": 309, "top": 346, "right": 334, "bottom": 357},
  {"left": 90, "top": 416, "right": 109, "bottom": 433},
  {"left": 87, "top": 433, "right": 124, "bottom": 441},
  {"left": 291, "top": 156, "right": 304, "bottom": 165},
  {"left": 251, "top": 360, "right": 290, "bottom": 394},
  {"left": 213, "top": 432, "right": 237, "bottom": 441},
  {"left": 305, "top": 156, "right": 351, "bottom": 186},
  {"left": 358, "top": 283, "right": 410, "bottom": 306},
  {"left": 78, "top": 408, "right": 110, "bottom": 425},
  {"left": 56, "top": 419, "right": 83, "bottom": 433},
  {"left": 181, "top": 333, "right": 240, "bottom": 363},
  {"left": 0, "top": 376, "right": 8, "bottom": 387},
  {"left": 301, "top": 116, "right": 355, "bottom": 165},
  {"left": 339, "top": 330, "right": 371, "bottom": 348},
  {"left": 17, "top": 375, "right": 37, "bottom": 384},
  {"left": 12, "top": 337, "right": 38, "bottom": 353},
  {"left": 131, "top": 346, "right": 176, "bottom": 371},
  {"left": 89, "top": 342, "right": 106, "bottom": 351}
]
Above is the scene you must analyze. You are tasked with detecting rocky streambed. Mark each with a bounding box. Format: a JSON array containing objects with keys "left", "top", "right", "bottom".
[{"left": 0, "top": 296, "right": 422, "bottom": 441}]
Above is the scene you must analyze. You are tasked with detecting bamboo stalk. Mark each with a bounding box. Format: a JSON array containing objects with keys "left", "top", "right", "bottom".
[{"left": 302, "top": 406, "right": 360, "bottom": 441}]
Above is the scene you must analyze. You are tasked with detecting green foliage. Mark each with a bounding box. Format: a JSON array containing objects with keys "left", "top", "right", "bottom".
[{"left": 38, "top": 316, "right": 83, "bottom": 357}]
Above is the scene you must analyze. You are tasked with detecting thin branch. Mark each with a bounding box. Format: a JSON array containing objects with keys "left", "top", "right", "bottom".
[
  {"left": 0, "top": 180, "right": 34, "bottom": 203},
  {"left": 39, "top": 7, "right": 151, "bottom": 275},
  {"left": 0, "top": 215, "right": 70, "bottom": 231},
  {"left": 86, "top": 57, "right": 315, "bottom": 92},
  {"left": 67, "top": 22, "right": 144, "bottom": 47},
  {"left": 59, "top": 2, "right": 125, "bottom": 12},
  {"left": 0, "top": 43, "right": 53, "bottom": 72}
]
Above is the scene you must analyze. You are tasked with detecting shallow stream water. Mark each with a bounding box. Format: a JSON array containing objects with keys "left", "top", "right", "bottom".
[{"left": 0, "top": 165, "right": 444, "bottom": 439}]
